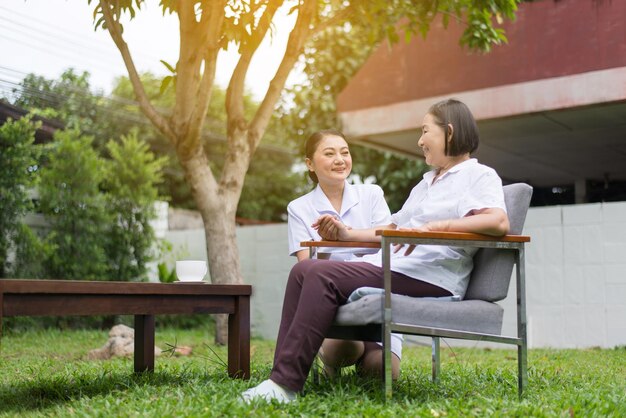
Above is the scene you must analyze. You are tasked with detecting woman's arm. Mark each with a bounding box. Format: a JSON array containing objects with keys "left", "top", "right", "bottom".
[
  {"left": 295, "top": 250, "right": 309, "bottom": 262},
  {"left": 420, "top": 207, "right": 510, "bottom": 237},
  {"left": 295, "top": 249, "right": 331, "bottom": 261},
  {"left": 394, "top": 207, "right": 510, "bottom": 256}
]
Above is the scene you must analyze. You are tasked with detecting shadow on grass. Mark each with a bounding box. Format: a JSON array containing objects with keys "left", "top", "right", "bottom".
[{"left": 0, "top": 370, "right": 193, "bottom": 414}]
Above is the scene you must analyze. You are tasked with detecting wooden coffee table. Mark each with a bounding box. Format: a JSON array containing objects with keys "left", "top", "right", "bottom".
[{"left": 0, "top": 279, "right": 251, "bottom": 378}]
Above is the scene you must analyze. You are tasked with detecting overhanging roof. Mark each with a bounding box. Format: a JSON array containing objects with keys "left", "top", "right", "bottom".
[{"left": 351, "top": 99, "right": 626, "bottom": 187}]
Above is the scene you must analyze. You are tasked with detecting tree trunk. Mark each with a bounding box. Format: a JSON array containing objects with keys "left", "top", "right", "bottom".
[
  {"left": 203, "top": 204, "right": 242, "bottom": 344},
  {"left": 178, "top": 134, "right": 247, "bottom": 345}
]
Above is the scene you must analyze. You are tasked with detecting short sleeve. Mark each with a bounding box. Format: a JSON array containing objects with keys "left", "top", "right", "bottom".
[
  {"left": 390, "top": 180, "right": 425, "bottom": 226},
  {"left": 457, "top": 170, "right": 506, "bottom": 217},
  {"left": 370, "top": 185, "right": 392, "bottom": 227},
  {"left": 287, "top": 204, "right": 314, "bottom": 256}
]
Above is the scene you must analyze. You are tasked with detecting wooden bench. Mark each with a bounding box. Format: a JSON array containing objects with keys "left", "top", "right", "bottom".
[{"left": 0, "top": 279, "right": 251, "bottom": 379}]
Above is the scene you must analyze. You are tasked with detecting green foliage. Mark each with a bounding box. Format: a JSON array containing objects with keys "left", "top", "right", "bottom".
[
  {"left": 103, "top": 131, "right": 168, "bottom": 281},
  {"left": 9, "top": 223, "right": 54, "bottom": 279},
  {"left": 0, "top": 116, "right": 40, "bottom": 276},
  {"left": 157, "top": 261, "right": 177, "bottom": 283},
  {"left": 38, "top": 129, "right": 109, "bottom": 280},
  {"left": 12, "top": 69, "right": 102, "bottom": 133},
  {"left": 237, "top": 119, "right": 304, "bottom": 222}
]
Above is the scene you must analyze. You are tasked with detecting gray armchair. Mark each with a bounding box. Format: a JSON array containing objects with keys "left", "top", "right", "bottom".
[{"left": 302, "top": 183, "right": 532, "bottom": 399}]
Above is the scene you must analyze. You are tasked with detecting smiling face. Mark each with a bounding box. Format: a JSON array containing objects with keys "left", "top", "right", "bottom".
[
  {"left": 306, "top": 134, "right": 352, "bottom": 186},
  {"left": 418, "top": 113, "right": 450, "bottom": 168}
]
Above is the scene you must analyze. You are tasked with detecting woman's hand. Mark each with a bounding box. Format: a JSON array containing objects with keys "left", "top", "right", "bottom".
[
  {"left": 312, "top": 215, "right": 351, "bottom": 241},
  {"left": 392, "top": 221, "right": 450, "bottom": 256}
]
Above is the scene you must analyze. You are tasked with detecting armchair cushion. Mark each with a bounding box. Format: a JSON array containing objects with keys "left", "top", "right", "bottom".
[{"left": 334, "top": 294, "right": 504, "bottom": 335}]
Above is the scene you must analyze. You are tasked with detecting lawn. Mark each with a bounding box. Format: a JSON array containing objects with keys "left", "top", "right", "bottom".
[{"left": 0, "top": 327, "right": 624, "bottom": 417}]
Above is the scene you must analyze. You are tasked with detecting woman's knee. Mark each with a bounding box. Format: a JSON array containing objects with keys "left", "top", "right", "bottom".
[
  {"left": 288, "top": 258, "right": 319, "bottom": 285},
  {"left": 320, "top": 339, "right": 364, "bottom": 367},
  {"left": 290, "top": 258, "right": 317, "bottom": 275}
]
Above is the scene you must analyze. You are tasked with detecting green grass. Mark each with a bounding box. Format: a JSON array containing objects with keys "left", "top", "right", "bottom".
[{"left": 1, "top": 328, "right": 624, "bottom": 417}]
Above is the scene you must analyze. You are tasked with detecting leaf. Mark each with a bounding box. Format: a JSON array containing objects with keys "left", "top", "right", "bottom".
[
  {"left": 160, "top": 60, "right": 177, "bottom": 74},
  {"left": 160, "top": 76, "right": 173, "bottom": 95}
]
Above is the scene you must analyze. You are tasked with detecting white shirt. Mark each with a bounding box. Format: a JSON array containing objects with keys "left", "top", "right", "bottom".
[
  {"left": 358, "top": 159, "right": 507, "bottom": 298},
  {"left": 287, "top": 182, "right": 391, "bottom": 260}
]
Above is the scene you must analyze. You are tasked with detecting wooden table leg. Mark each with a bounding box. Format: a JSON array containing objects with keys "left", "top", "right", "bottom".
[
  {"left": 0, "top": 290, "right": 4, "bottom": 339},
  {"left": 0, "top": 290, "right": 4, "bottom": 340},
  {"left": 134, "top": 314, "right": 155, "bottom": 373},
  {"left": 228, "top": 295, "right": 250, "bottom": 379}
]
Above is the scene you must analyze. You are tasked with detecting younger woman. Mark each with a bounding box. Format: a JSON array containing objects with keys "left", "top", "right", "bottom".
[{"left": 287, "top": 129, "right": 402, "bottom": 379}]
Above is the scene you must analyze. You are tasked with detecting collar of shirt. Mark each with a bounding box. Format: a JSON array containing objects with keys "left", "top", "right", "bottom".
[
  {"left": 423, "top": 158, "right": 477, "bottom": 185},
  {"left": 312, "top": 181, "right": 359, "bottom": 217}
]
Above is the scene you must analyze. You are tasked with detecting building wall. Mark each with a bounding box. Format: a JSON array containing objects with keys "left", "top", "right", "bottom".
[
  {"left": 337, "top": 0, "right": 626, "bottom": 112},
  {"left": 165, "top": 202, "right": 626, "bottom": 348}
]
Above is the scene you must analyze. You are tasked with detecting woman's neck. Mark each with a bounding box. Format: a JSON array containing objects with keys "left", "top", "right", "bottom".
[
  {"left": 319, "top": 181, "right": 345, "bottom": 213},
  {"left": 434, "top": 154, "right": 470, "bottom": 181}
]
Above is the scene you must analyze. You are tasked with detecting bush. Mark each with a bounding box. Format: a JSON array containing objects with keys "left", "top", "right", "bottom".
[
  {"left": 0, "top": 116, "right": 40, "bottom": 276},
  {"left": 9, "top": 223, "right": 54, "bottom": 279},
  {"left": 38, "top": 129, "right": 109, "bottom": 279},
  {"left": 103, "top": 130, "right": 167, "bottom": 281}
]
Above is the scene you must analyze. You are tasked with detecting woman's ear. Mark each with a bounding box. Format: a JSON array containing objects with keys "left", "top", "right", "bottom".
[
  {"left": 447, "top": 123, "right": 454, "bottom": 142},
  {"left": 305, "top": 158, "right": 314, "bottom": 172}
]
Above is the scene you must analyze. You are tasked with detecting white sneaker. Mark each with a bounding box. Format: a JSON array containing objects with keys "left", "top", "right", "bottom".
[{"left": 240, "top": 379, "right": 296, "bottom": 404}]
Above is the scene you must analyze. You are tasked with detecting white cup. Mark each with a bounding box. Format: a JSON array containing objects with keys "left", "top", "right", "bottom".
[{"left": 175, "top": 260, "right": 208, "bottom": 282}]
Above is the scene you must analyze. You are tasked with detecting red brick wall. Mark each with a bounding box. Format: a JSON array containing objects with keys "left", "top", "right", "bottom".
[{"left": 338, "top": 0, "right": 626, "bottom": 111}]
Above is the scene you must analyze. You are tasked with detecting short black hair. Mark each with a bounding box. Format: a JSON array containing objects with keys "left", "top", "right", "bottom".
[
  {"left": 304, "top": 129, "right": 347, "bottom": 183},
  {"left": 428, "top": 99, "right": 479, "bottom": 156}
]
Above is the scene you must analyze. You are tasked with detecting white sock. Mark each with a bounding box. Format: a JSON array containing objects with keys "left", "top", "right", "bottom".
[{"left": 241, "top": 379, "right": 296, "bottom": 403}]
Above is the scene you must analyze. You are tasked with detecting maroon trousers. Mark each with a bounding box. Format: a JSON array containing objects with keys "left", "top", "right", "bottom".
[{"left": 269, "top": 259, "right": 451, "bottom": 391}]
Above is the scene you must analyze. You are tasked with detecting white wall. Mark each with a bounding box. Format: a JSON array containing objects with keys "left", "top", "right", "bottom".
[
  {"left": 165, "top": 202, "right": 626, "bottom": 348},
  {"left": 517, "top": 202, "right": 626, "bottom": 348}
]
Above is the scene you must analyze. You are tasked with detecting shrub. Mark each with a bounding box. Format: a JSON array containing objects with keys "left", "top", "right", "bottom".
[
  {"left": 103, "top": 130, "right": 167, "bottom": 281},
  {"left": 38, "top": 129, "right": 109, "bottom": 280},
  {"left": 0, "top": 116, "right": 40, "bottom": 276}
]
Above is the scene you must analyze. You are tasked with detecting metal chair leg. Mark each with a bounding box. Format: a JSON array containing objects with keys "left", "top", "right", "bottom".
[
  {"left": 518, "top": 341, "right": 528, "bottom": 398},
  {"left": 382, "top": 319, "right": 393, "bottom": 400},
  {"left": 383, "top": 335, "right": 393, "bottom": 400},
  {"left": 432, "top": 337, "right": 440, "bottom": 383}
]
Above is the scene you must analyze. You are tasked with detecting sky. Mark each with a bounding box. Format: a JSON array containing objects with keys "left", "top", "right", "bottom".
[{"left": 0, "top": 0, "right": 298, "bottom": 100}]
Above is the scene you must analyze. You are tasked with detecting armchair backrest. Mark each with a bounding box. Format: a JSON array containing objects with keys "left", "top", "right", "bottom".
[{"left": 464, "top": 183, "right": 533, "bottom": 302}]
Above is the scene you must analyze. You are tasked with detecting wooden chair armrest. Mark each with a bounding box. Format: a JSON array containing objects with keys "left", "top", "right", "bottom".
[
  {"left": 300, "top": 231, "right": 529, "bottom": 253},
  {"left": 300, "top": 240, "right": 381, "bottom": 249},
  {"left": 376, "top": 230, "right": 530, "bottom": 243}
]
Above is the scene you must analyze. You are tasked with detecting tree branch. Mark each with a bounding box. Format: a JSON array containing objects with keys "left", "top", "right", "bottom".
[
  {"left": 225, "top": 0, "right": 284, "bottom": 125},
  {"left": 98, "top": 0, "right": 175, "bottom": 142},
  {"left": 248, "top": 0, "right": 317, "bottom": 152},
  {"left": 187, "top": 1, "right": 226, "bottom": 145}
]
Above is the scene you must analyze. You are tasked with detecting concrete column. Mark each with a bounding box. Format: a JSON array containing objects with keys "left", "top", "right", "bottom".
[{"left": 575, "top": 179, "right": 587, "bottom": 203}]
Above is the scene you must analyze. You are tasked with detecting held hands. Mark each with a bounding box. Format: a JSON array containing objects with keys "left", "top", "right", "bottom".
[
  {"left": 312, "top": 214, "right": 351, "bottom": 241},
  {"left": 393, "top": 220, "right": 451, "bottom": 256}
]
